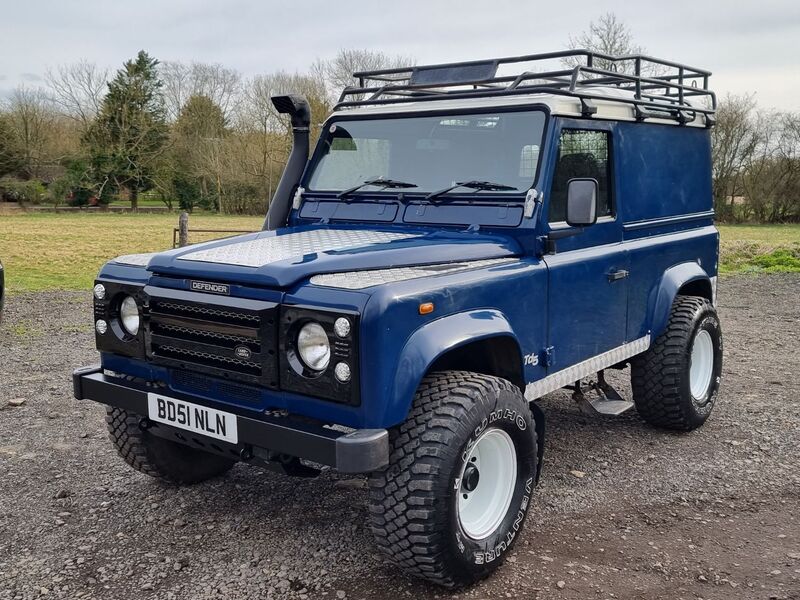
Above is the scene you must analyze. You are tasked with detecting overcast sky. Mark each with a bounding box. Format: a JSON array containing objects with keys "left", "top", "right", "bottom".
[{"left": 1, "top": 0, "right": 798, "bottom": 110}]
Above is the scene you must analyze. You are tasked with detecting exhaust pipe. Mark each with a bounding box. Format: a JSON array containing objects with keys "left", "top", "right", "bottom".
[{"left": 263, "top": 94, "right": 311, "bottom": 230}]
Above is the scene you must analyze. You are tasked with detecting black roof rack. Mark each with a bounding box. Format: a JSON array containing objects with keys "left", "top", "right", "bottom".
[{"left": 335, "top": 50, "right": 716, "bottom": 126}]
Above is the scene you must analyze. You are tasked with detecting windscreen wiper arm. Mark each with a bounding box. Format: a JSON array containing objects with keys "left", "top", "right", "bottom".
[
  {"left": 337, "top": 178, "right": 418, "bottom": 199},
  {"left": 425, "top": 180, "right": 518, "bottom": 202}
]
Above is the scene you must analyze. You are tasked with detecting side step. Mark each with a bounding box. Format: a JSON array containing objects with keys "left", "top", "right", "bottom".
[{"left": 570, "top": 371, "right": 634, "bottom": 416}]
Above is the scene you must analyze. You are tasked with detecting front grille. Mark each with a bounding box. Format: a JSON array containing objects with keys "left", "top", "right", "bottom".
[
  {"left": 157, "top": 345, "right": 261, "bottom": 374},
  {"left": 152, "top": 301, "right": 261, "bottom": 325},
  {"left": 146, "top": 292, "right": 279, "bottom": 389},
  {"left": 153, "top": 322, "right": 259, "bottom": 348}
]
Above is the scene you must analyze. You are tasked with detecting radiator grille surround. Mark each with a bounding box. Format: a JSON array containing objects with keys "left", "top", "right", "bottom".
[{"left": 145, "top": 289, "right": 279, "bottom": 389}]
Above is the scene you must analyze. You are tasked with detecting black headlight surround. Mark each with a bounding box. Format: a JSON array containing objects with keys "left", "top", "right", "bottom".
[
  {"left": 94, "top": 279, "right": 147, "bottom": 359},
  {"left": 279, "top": 305, "right": 360, "bottom": 406},
  {"left": 109, "top": 294, "right": 141, "bottom": 341}
]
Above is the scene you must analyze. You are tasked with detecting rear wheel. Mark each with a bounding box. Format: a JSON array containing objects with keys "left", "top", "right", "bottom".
[
  {"left": 368, "top": 371, "right": 538, "bottom": 588},
  {"left": 631, "top": 295, "right": 723, "bottom": 430},
  {"left": 106, "top": 407, "right": 235, "bottom": 484}
]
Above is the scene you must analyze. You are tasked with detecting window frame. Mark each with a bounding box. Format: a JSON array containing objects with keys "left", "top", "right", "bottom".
[
  {"left": 547, "top": 126, "right": 616, "bottom": 226},
  {"left": 301, "top": 104, "right": 551, "bottom": 199}
]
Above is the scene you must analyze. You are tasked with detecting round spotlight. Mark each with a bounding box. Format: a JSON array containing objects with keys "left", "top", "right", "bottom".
[
  {"left": 95, "top": 319, "right": 108, "bottom": 335},
  {"left": 334, "top": 317, "right": 351, "bottom": 338},
  {"left": 93, "top": 284, "right": 106, "bottom": 300},
  {"left": 334, "top": 362, "right": 351, "bottom": 383}
]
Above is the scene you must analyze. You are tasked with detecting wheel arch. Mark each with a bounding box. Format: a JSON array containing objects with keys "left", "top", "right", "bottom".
[
  {"left": 649, "top": 262, "right": 713, "bottom": 338},
  {"left": 386, "top": 309, "right": 524, "bottom": 427}
]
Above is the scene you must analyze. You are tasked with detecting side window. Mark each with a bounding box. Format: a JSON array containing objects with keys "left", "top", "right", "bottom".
[{"left": 548, "top": 129, "right": 612, "bottom": 223}]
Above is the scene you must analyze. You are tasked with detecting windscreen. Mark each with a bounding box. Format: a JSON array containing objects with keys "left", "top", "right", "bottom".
[{"left": 306, "top": 110, "right": 546, "bottom": 195}]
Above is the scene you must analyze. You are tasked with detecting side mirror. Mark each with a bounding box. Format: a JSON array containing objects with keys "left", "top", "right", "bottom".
[{"left": 566, "top": 178, "right": 599, "bottom": 227}]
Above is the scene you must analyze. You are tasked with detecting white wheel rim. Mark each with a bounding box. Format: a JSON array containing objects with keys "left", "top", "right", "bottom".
[
  {"left": 457, "top": 428, "right": 517, "bottom": 540},
  {"left": 690, "top": 329, "right": 714, "bottom": 400}
]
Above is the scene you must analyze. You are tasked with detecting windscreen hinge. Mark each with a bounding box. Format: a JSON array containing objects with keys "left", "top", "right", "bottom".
[
  {"left": 524, "top": 188, "right": 542, "bottom": 219},
  {"left": 292, "top": 186, "right": 305, "bottom": 210}
]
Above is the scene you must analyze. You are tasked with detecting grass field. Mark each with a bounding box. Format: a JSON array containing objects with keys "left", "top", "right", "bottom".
[
  {"left": 0, "top": 213, "right": 262, "bottom": 292},
  {"left": 0, "top": 213, "right": 797, "bottom": 292},
  {"left": 718, "top": 224, "right": 800, "bottom": 275}
]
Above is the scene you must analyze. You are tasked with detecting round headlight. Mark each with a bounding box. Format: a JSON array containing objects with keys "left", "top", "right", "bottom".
[
  {"left": 119, "top": 295, "right": 140, "bottom": 336},
  {"left": 297, "top": 322, "right": 330, "bottom": 371}
]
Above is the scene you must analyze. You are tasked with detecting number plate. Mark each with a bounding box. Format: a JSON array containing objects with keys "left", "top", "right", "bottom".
[{"left": 147, "top": 393, "right": 238, "bottom": 444}]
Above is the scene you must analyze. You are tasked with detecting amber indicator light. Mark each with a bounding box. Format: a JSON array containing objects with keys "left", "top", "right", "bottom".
[{"left": 419, "top": 302, "right": 435, "bottom": 315}]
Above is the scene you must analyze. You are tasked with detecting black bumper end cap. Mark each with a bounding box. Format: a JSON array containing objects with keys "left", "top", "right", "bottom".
[
  {"left": 73, "top": 365, "right": 102, "bottom": 400},
  {"left": 335, "top": 429, "right": 389, "bottom": 473}
]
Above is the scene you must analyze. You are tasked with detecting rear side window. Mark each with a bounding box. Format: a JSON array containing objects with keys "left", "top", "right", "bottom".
[{"left": 549, "top": 129, "right": 612, "bottom": 223}]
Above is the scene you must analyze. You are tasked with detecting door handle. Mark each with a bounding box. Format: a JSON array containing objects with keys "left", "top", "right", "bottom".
[{"left": 607, "top": 269, "right": 629, "bottom": 282}]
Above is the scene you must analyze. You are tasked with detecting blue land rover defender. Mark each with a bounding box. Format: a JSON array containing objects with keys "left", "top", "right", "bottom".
[{"left": 74, "top": 51, "right": 723, "bottom": 587}]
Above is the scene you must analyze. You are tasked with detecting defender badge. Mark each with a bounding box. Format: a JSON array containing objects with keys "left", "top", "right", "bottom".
[
  {"left": 190, "top": 280, "right": 230, "bottom": 295},
  {"left": 234, "top": 346, "right": 252, "bottom": 360}
]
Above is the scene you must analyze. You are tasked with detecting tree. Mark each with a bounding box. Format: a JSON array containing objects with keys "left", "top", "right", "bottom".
[
  {"left": 710, "top": 94, "right": 759, "bottom": 219},
  {"left": 171, "top": 94, "right": 229, "bottom": 211},
  {"left": 160, "top": 61, "right": 241, "bottom": 121},
  {"left": 564, "top": 13, "right": 650, "bottom": 74},
  {"left": 84, "top": 51, "right": 168, "bottom": 208},
  {"left": 740, "top": 111, "right": 800, "bottom": 223},
  {"left": 175, "top": 94, "right": 227, "bottom": 139},
  {"left": 46, "top": 60, "right": 109, "bottom": 128},
  {"left": 0, "top": 114, "right": 24, "bottom": 177},
  {"left": 312, "top": 49, "right": 414, "bottom": 103},
  {"left": 235, "top": 72, "right": 331, "bottom": 207},
  {"left": 4, "top": 86, "right": 57, "bottom": 179}
]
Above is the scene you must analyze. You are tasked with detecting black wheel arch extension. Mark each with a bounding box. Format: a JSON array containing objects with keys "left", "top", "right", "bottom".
[
  {"left": 427, "top": 339, "right": 545, "bottom": 477},
  {"left": 428, "top": 335, "right": 525, "bottom": 392},
  {"left": 677, "top": 278, "right": 713, "bottom": 302}
]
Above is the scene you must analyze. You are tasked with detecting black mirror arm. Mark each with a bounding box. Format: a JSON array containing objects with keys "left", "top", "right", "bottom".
[{"left": 538, "top": 227, "right": 585, "bottom": 255}]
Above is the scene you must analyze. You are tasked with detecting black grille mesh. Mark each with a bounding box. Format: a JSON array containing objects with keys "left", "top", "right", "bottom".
[
  {"left": 152, "top": 322, "right": 258, "bottom": 348},
  {"left": 153, "top": 301, "right": 260, "bottom": 324}
]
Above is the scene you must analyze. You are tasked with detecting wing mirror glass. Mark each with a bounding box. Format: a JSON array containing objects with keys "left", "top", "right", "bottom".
[{"left": 566, "top": 178, "right": 599, "bottom": 227}]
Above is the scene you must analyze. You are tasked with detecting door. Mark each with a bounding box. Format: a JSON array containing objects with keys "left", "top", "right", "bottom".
[{"left": 542, "top": 124, "right": 629, "bottom": 372}]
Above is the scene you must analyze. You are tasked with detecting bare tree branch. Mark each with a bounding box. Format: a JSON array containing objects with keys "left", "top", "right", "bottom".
[{"left": 45, "top": 60, "right": 108, "bottom": 128}]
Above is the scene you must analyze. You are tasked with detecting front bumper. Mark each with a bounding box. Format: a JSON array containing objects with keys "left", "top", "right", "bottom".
[{"left": 73, "top": 365, "right": 389, "bottom": 473}]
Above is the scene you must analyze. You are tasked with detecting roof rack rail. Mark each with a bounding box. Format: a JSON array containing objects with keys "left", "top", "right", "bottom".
[{"left": 335, "top": 50, "right": 716, "bottom": 125}]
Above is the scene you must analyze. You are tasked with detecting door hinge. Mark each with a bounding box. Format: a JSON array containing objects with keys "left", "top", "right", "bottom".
[{"left": 544, "top": 346, "right": 555, "bottom": 367}]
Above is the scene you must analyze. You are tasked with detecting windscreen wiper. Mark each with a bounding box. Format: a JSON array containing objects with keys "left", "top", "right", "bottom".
[
  {"left": 337, "top": 178, "right": 418, "bottom": 199},
  {"left": 425, "top": 180, "right": 518, "bottom": 202}
]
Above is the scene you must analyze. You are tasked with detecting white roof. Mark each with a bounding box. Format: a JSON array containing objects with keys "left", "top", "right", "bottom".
[{"left": 333, "top": 86, "right": 709, "bottom": 128}]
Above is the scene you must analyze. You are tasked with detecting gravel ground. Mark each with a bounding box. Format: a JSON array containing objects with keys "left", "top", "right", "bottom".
[{"left": 0, "top": 275, "right": 798, "bottom": 600}]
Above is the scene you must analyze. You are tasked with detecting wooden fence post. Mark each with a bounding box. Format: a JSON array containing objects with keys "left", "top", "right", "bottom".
[{"left": 178, "top": 211, "right": 189, "bottom": 247}]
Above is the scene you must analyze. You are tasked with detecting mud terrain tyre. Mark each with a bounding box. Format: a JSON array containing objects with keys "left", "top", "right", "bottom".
[
  {"left": 368, "top": 371, "right": 538, "bottom": 588},
  {"left": 631, "top": 295, "right": 723, "bottom": 431},
  {"left": 106, "top": 407, "right": 235, "bottom": 484}
]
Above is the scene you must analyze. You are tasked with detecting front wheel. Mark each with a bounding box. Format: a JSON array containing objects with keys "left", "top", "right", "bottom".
[
  {"left": 631, "top": 295, "right": 723, "bottom": 430},
  {"left": 106, "top": 407, "right": 235, "bottom": 484},
  {"left": 368, "top": 371, "right": 538, "bottom": 588}
]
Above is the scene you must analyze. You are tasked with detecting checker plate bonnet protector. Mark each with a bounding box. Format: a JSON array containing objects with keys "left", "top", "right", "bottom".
[{"left": 143, "top": 226, "right": 522, "bottom": 289}]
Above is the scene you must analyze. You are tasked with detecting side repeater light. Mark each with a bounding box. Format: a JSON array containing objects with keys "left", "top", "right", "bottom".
[{"left": 419, "top": 302, "right": 435, "bottom": 315}]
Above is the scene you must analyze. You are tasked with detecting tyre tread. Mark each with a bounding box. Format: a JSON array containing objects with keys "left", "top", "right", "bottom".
[
  {"left": 631, "top": 295, "right": 716, "bottom": 430},
  {"left": 368, "top": 371, "right": 523, "bottom": 588},
  {"left": 105, "top": 407, "right": 233, "bottom": 484}
]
